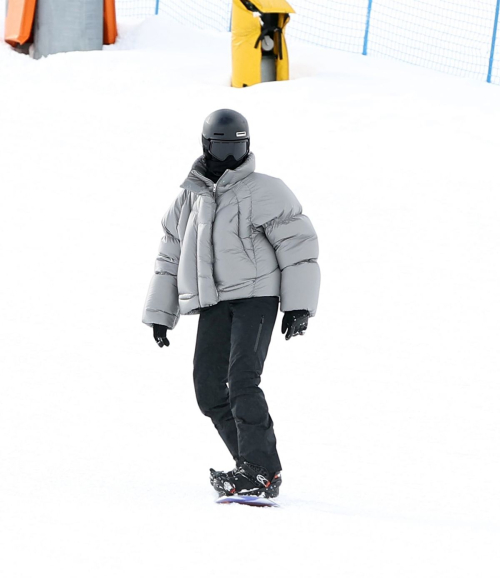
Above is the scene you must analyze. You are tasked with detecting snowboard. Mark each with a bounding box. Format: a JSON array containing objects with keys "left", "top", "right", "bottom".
[{"left": 215, "top": 495, "right": 279, "bottom": 507}]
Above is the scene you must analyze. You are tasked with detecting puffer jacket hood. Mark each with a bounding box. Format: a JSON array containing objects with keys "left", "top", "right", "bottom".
[{"left": 143, "top": 153, "right": 320, "bottom": 329}]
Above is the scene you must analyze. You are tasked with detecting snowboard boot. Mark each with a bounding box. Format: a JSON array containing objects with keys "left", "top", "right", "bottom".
[
  {"left": 210, "top": 467, "right": 237, "bottom": 492},
  {"left": 211, "top": 462, "right": 282, "bottom": 498},
  {"left": 210, "top": 467, "right": 237, "bottom": 483}
]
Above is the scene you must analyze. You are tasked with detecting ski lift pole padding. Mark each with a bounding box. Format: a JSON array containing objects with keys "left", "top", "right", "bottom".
[
  {"left": 4, "top": 0, "right": 37, "bottom": 46},
  {"left": 104, "top": 0, "right": 118, "bottom": 45},
  {"left": 231, "top": 0, "right": 295, "bottom": 88},
  {"left": 251, "top": 0, "right": 294, "bottom": 11},
  {"left": 32, "top": 0, "right": 103, "bottom": 59},
  {"left": 275, "top": 12, "right": 292, "bottom": 81}
]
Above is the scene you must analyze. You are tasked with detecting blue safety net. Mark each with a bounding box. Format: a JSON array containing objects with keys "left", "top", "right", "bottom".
[
  {"left": 286, "top": 0, "right": 368, "bottom": 53},
  {"left": 116, "top": 0, "right": 155, "bottom": 19},
  {"left": 155, "top": 0, "right": 232, "bottom": 32},
  {"left": 366, "top": 0, "right": 498, "bottom": 81}
]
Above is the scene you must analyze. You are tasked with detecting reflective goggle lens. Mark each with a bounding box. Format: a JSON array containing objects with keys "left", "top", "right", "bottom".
[{"left": 209, "top": 139, "right": 248, "bottom": 161}]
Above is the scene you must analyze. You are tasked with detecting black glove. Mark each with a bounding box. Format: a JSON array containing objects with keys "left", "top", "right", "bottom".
[
  {"left": 153, "top": 324, "right": 170, "bottom": 348},
  {"left": 281, "top": 310, "right": 310, "bottom": 341}
]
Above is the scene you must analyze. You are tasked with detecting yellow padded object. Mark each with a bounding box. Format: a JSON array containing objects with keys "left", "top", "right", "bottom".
[
  {"left": 231, "top": 0, "right": 293, "bottom": 88},
  {"left": 252, "top": 0, "right": 295, "bottom": 13}
]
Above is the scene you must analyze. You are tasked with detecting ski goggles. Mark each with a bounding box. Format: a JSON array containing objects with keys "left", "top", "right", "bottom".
[{"left": 207, "top": 139, "right": 249, "bottom": 162}]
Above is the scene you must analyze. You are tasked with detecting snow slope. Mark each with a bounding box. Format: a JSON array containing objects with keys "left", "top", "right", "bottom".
[{"left": 1, "top": 14, "right": 500, "bottom": 578}]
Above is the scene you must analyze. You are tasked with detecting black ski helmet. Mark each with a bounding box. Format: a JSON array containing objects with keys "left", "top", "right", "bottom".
[{"left": 202, "top": 109, "right": 250, "bottom": 162}]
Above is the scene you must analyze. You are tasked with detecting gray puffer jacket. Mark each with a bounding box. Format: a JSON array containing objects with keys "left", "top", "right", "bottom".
[{"left": 142, "top": 153, "right": 320, "bottom": 329}]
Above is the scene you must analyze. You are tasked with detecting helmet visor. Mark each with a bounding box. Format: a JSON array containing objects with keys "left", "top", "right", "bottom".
[{"left": 209, "top": 139, "right": 249, "bottom": 162}]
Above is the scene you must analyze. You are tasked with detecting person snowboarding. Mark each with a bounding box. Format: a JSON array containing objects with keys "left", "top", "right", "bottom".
[{"left": 143, "top": 109, "right": 320, "bottom": 499}]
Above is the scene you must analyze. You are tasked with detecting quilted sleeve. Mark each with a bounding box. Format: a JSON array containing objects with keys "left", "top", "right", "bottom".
[
  {"left": 142, "top": 190, "right": 188, "bottom": 328},
  {"left": 253, "top": 178, "right": 320, "bottom": 316}
]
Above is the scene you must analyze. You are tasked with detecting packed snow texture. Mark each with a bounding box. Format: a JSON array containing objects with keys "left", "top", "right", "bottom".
[{"left": 1, "top": 12, "right": 500, "bottom": 578}]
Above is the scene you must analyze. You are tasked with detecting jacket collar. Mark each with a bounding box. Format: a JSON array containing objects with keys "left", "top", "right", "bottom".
[{"left": 180, "top": 153, "right": 256, "bottom": 194}]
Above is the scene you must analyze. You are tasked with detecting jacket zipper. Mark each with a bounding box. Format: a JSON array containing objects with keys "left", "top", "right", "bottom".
[{"left": 254, "top": 316, "right": 265, "bottom": 352}]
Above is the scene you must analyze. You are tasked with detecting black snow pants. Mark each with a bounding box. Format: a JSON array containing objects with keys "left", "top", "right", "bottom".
[{"left": 193, "top": 296, "right": 282, "bottom": 475}]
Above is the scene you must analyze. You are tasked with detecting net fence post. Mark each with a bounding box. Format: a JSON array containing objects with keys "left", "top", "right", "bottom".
[
  {"left": 487, "top": 0, "right": 500, "bottom": 82},
  {"left": 155, "top": 0, "right": 160, "bottom": 15},
  {"left": 363, "top": 0, "right": 373, "bottom": 55}
]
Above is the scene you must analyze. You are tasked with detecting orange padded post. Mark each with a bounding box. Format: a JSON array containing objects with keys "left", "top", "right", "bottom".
[
  {"left": 4, "top": 0, "right": 37, "bottom": 46},
  {"left": 103, "top": 0, "right": 118, "bottom": 45}
]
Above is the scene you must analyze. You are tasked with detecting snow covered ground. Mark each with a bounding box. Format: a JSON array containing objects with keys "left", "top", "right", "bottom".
[{"left": 1, "top": 12, "right": 500, "bottom": 578}]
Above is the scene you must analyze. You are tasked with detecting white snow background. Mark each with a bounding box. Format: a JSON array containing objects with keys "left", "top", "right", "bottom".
[{"left": 1, "top": 8, "right": 500, "bottom": 578}]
